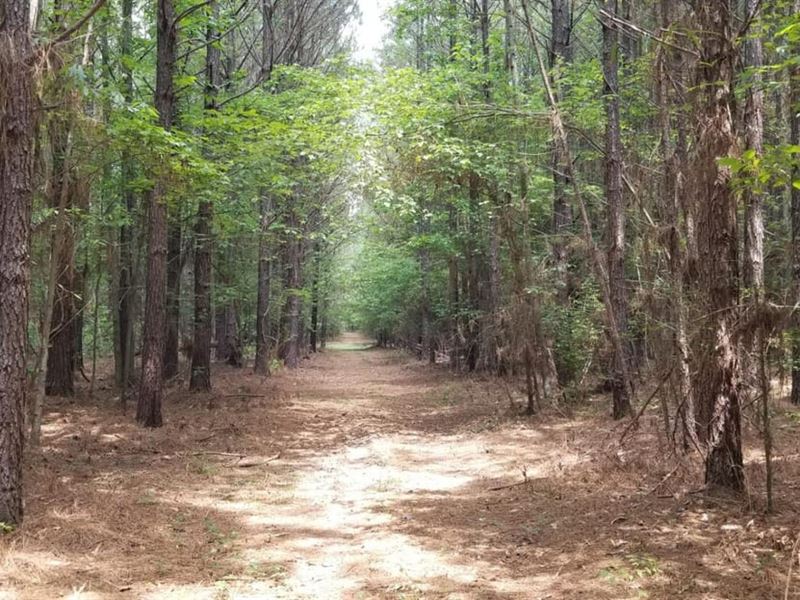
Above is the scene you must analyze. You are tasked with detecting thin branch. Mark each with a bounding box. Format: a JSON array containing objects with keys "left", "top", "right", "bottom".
[
  {"left": 173, "top": 0, "right": 214, "bottom": 26},
  {"left": 51, "top": 0, "right": 107, "bottom": 45},
  {"left": 597, "top": 8, "right": 700, "bottom": 57}
]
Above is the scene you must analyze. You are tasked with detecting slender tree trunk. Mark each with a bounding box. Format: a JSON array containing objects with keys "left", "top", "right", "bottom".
[
  {"left": 284, "top": 211, "right": 303, "bottom": 369},
  {"left": 549, "top": 0, "right": 573, "bottom": 295},
  {"left": 45, "top": 190, "right": 76, "bottom": 396},
  {"left": 602, "top": 0, "right": 632, "bottom": 420},
  {"left": 523, "top": 4, "right": 636, "bottom": 417},
  {"left": 486, "top": 210, "right": 501, "bottom": 371},
  {"left": 138, "top": 0, "right": 177, "bottom": 428},
  {"left": 466, "top": 174, "right": 481, "bottom": 372},
  {"left": 742, "top": 3, "right": 764, "bottom": 296},
  {"left": 163, "top": 215, "right": 181, "bottom": 379},
  {"left": 692, "top": 0, "right": 744, "bottom": 491},
  {"left": 31, "top": 221, "right": 60, "bottom": 446},
  {"left": 742, "top": 0, "right": 765, "bottom": 405},
  {"left": 447, "top": 206, "right": 461, "bottom": 370},
  {"left": 44, "top": 45, "right": 77, "bottom": 397},
  {"left": 253, "top": 0, "right": 275, "bottom": 374},
  {"left": 190, "top": 2, "right": 220, "bottom": 392},
  {"left": 479, "top": 0, "right": 490, "bottom": 100},
  {"left": 190, "top": 203, "right": 212, "bottom": 389},
  {"left": 447, "top": 4, "right": 462, "bottom": 368},
  {"left": 320, "top": 297, "right": 328, "bottom": 349},
  {"left": 215, "top": 304, "right": 229, "bottom": 360},
  {"left": 0, "top": 0, "right": 35, "bottom": 526},
  {"left": 478, "top": 0, "right": 500, "bottom": 373},
  {"left": 790, "top": 0, "right": 800, "bottom": 405},
  {"left": 309, "top": 243, "right": 322, "bottom": 353},
  {"left": 656, "top": 0, "right": 697, "bottom": 450},
  {"left": 73, "top": 258, "right": 87, "bottom": 372},
  {"left": 503, "top": 0, "right": 518, "bottom": 89},
  {"left": 45, "top": 233, "right": 76, "bottom": 396},
  {"left": 260, "top": 0, "right": 274, "bottom": 80},
  {"left": 224, "top": 301, "right": 242, "bottom": 367},
  {"left": 116, "top": 0, "right": 136, "bottom": 395},
  {"left": 254, "top": 194, "right": 274, "bottom": 374},
  {"left": 419, "top": 212, "right": 436, "bottom": 364}
]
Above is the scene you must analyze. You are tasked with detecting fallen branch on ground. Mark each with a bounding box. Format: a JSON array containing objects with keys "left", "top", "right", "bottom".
[
  {"left": 225, "top": 452, "right": 281, "bottom": 468},
  {"left": 488, "top": 479, "right": 530, "bottom": 492},
  {"left": 190, "top": 451, "right": 244, "bottom": 458}
]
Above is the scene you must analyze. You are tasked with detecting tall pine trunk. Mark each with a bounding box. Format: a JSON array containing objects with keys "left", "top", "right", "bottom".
[
  {"left": 742, "top": 0, "right": 764, "bottom": 297},
  {"left": 0, "top": 0, "right": 35, "bottom": 526},
  {"left": 190, "top": 2, "right": 220, "bottom": 392},
  {"left": 657, "top": 0, "right": 697, "bottom": 450},
  {"left": 602, "top": 0, "right": 632, "bottom": 419},
  {"left": 284, "top": 210, "right": 303, "bottom": 369},
  {"left": 116, "top": 0, "right": 136, "bottom": 394},
  {"left": 254, "top": 194, "right": 274, "bottom": 374},
  {"left": 44, "top": 112, "right": 77, "bottom": 397},
  {"left": 309, "top": 242, "right": 322, "bottom": 353},
  {"left": 790, "top": 0, "right": 800, "bottom": 405},
  {"left": 692, "top": 0, "right": 744, "bottom": 491},
  {"left": 137, "top": 0, "right": 177, "bottom": 428},
  {"left": 163, "top": 216, "right": 181, "bottom": 379},
  {"left": 550, "top": 0, "right": 573, "bottom": 296}
]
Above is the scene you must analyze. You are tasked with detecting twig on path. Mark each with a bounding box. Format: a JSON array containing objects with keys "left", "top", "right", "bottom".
[
  {"left": 186, "top": 450, "right": 282, "bottom": 466},
  {"left": 225, "top": 452, "right": 282, "bottom": 468},
  {"left": 190, "top": 451, "right": 245, "bottom": 458},
  {"left": 219, "top": 393, "right": 264, "bottom": 399},
  {"left": 489, "top": 479, "right": 530, "bottom": 492}
]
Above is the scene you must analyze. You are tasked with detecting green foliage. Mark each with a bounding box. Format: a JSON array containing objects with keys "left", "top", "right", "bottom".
[
  {"left": 345, "top": 241, "right": 423, "bottom": 337},
  {"left": 543, "top": 280, "right": 604, "bottom": 386},
  {"left": 0, "top": 522, "right": 16, "bottom": 535}
]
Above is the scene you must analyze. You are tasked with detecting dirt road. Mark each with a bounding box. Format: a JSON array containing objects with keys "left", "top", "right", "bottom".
[{"left": 1, "top": 334, "right": 795, "bottom": 599}]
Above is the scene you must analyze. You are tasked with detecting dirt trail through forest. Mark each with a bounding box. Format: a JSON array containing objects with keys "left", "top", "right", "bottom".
[{"left": 2, "top": 334, "right": 799, "bottom": 599}]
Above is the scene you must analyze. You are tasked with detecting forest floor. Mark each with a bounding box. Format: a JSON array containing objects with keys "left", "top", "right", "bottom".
[{"left": 3, "top": 333, "right": 800, "bottom": 599}]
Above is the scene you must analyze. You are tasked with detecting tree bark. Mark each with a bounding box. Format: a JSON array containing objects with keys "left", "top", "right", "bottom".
[
  {"left": 254, "top": 194, "right": 274, "bottom": 374},
  {"left": 692, "top": 0, "right": 744, "bottom": 491},
  {"left": 309, "top": 242, "right": 322, "bottom": 354},
  {"left": 44, "top": 164, "right": 77, "bottom": 396},
  {"left": 447, "top": 205, "right": 461, "bottom": 370},
  {"left": 657, "top": 0, "right": 697, "bottom": 450},
  {"left": 0, "top": 0, "right": 35, "bottom": 526},
  {"left": 602, "top": 0, "right": 632, "bottom": 420},
  {"left": 190, "top": 204, "right": 213, "bottom": 390},
  {"left": 116, "top": 0, "right": 136, "bottom": 396},
  {"left": 45, "top": 230, "right": 76, "bottom": 396},
  {"left": 163, "top": 216, "right": 182, "bottom": 379},
  {"left": 138, "top": 0, "right": 177, "bottom": 428},
  {"left": 465, "top": 174, "right": 481, "bottom": 372},
  {"left": 419, "top": 212, "right": 436, "bottom": 364},
  {"left": 790, "top": 0, "right": 800, "bottom": 405},
  {"left": 43, "top": 34, "right": 77, "bottom": 398},
  {"left": 73, "top": 258, "right": 87, "bottom": 372},
  {"left": 549, "top": 0, "right": 573, "bottom": 295},
  {"left": 742, "top": 0, "right": 764, "bottom": 295},
  {"left": 284, "top": 210, "right": 303, "bottom": 369},
  {"left": 190, "top": 1, "right": 221, "bottom": 392}
]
